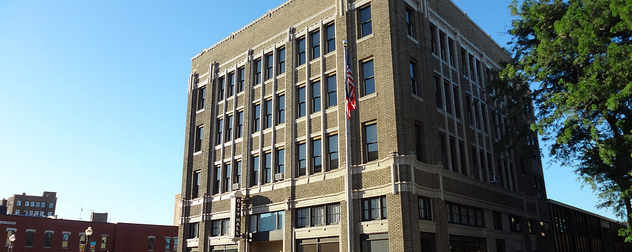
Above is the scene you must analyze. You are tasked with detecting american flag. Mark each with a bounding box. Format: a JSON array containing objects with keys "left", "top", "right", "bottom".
[{"left": 345, "top": 48, "right": 356, "bottom": 119}]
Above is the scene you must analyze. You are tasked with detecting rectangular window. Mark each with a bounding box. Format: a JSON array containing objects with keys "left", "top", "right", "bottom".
[
  {"left": 327, "top": 204, "right": 341, "bottom": 224},
  {"left": 444, "top": 80, "right": 452, "bottom": 114},
  {"left": 223, "top": 163, "right": 231, "bottom": 192},
  {"left": 265, "top": 53, "right": 274, "bottom": 81},
  {"left": 311, "top": 30, "right": 321, "bottom": 60},
  {"left": 276, "top": 149, "right": 285, "bottom": 174},
  {"left": 226, "top": 115, "right": 233, "bottom": 141},
  {"left": 493, "top": 211, "right": 503, "bottom": 230},
  {"left": 419, "top": 197, "right": 432, "bottom": 220},
  {"left": 254, "top": 59, "right": 262, "bottom": 84},
  {"left": 250, "top": 211, "right": 284, "bottom": 232},
  {"left": 364, "top": 123, "right": 378, "bottom": 162},
  {"left": 359, "top": 5, "right": 372, "bottom": 38},
  {"left": 238, "top": 67, "right": 245, "bottom": 92},
  {"left": 297, "top": 86, "right": 306, "bottom": 117},
  {"left": 222, "top": 217, "right": 230, "bottom": 235},
  {"left": 44, "top": 231, "right": 53, "bottom": 248},
  {"left": 446, "top": 203, "right": 484, "bottom": 227},
  {"left": 361, "top": 59, "right": 375, "bottom": 95},
  {"left": 327, "top": 134, "right": 339, "bottom": 170},
  {"left": 297, "top": 142, "right": 307, "bottom": 176},
  {"left": 192, "top": 171, "right": 201, "bottom": 198},
  {"left": 275, "top": 94, "right": 285, "bottom": 125},
  {"left": 227, "top": 72, "right": 235, "bottom": 97},
  {"left": 197, "top": 87, "right": 205, "bottom": 110},
  {"left": 264, "top": 99, "right": 273, "bottom": 129},
  {"left": 449, "top": 137, "right": 458, "bottom": 172},
  {"left": 362, "top": 196, "right": 387, "bottom": 221},
  {"left": 25, "top": 230, "right": 34, "bottom": 247},
  {"left": 312, "top": 80, "right": 321, "bottom": 113},
  {"left": 465, "top": 95, "right": 473, "bottom": 126},
  {"left": 297, "top": 208, "right": 309, "bottom": 228},
  {"left": 251, "top": 155, "right": 260, "bottom": 186},
  {"left": 165, "top": 237, "right": 171, "bottom": 251},
  {"left": 235, "top": 160, "right": 242, "bottom": 186},
  {"left": 454, "top": 86, "right": 461, "bottom": 118},
  {"left": 312, "top": 139, "right": 322, "bottom": 173},
  {"left": 510, "top": 215, "right": 522, "bottom": 232},
  {"left": 430, "top": 24, "right": 437, "bottom": 54},
  {"left": 194, "top": 125, "right": 203, "bottom": 152},
  {"left": 439, "top": 31, "right": 447, "bottom": 61},
  {"left": 218, "top": 77, "right": 225, "bottom": 101},
  {"left": 253, "top": 104, "right": 261, "bottom": 132},
  {"left": 459, "top": 141, "right": 467, "bottom": 176},
  {"left": 173, "top": 238, "right": 178, "bottom": 251},
  {"left": 448, "top": 38, "right": 456, "bottom": 67},
  {"left": 101, "top": 235, "right": 107, "bottom": 250},
  {"left": 14, "top": 210, "right": 19, "bottom": 215},
  {"left": 406, "top": 8, "right": 414, "bottom": 37},
  {"left": 148, "top": 236, "right": 155, "bottom": 251},
  {"left": 415, "top": 123, "right": 425, "bottom": 162},
  {"left": 236, "top": 111, "right": 243, "bottom": 138},
  {"left": 62, "top": 232, "right": 70, "bottom": 248},
  {"left": 216, "top": 118, "right": 223, "bottom": 145},
  {"left": 297, "top": 37, "right": 306, "bottom": 65},
  {"left": 311, "top": 205, "right": 326, "bottom": 226},
  {"left": 214, "top": 165, "right": 221, "bottom": 194},
  {"left": 326, "top": 74, "right": 337, "bottom": 108},
  {"left": 17, "top": 201, "right": 21, "bottom": 206},
  {"left": 410, "top": 61, "right": 418, "bottom": 95},
  {"left": 277, "top": 48, "right": 286, "bottom": 74},
  {"left": 461, "top": 48, "right": 468, "bottom": 76},
  {"left": 325, "top": 23, "right": 335, "bottom": 54},
  {"left": 263, "top": 152, "right": 272, "bottom": 184}
]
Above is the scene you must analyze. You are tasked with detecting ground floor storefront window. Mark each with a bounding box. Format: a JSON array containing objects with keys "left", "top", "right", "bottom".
[
  {"left": 449, "top": 235, "right": 486, "bottom": 252},
  {"left": 297, "top": 237, "right": 339, "bottom": 252},
  {"left": 360, "top": 233, "right": 389, "bottom": 252}
]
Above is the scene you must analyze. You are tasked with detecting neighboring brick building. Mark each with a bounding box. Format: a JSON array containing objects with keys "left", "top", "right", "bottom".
[
  {"left": 3, "top": 192, "right": 57, "bottom": 218},
  {"left": 0, "top": 214, "right": 178, "bottom": 252},
  {"left": 178, "top": 0, "right": 553, "bottom": 251}
]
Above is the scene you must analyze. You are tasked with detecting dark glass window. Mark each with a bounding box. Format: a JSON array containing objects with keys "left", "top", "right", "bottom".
[
  {"left": 364, "top": 123, "right": 378, "bottom": 162},
  {"left": 214, "top": 165, "right": 220, "bottom": 194},
  {"left": 238, "top": 67, "right": 245, "bottom": 92},
  {"left": 235, "top": 160, "right": 242, "bottom": 185},
  {"left": 264, "top": 99, "right": 273, "bottom": 129},
  {"left": 218, "top": 77, "right": 225, "bottom": 100},
  {"left": 297, "top": 37, "right": 306, "bottom": 65},
  {"left": 277, "top": 94, "right": 285, "bottom": 124},
  {"left": 25, "top": 230, "right": 34, "bottom": 247},
  {"left": 297, "top": 143, "right": 306, "bottom": 176},
  {"left": 297, "top": 86, "right": 306, "bottom": 117},
  {"left": 419, "top": 197, "right": 431, "bottom": 220},
  {"left": 359, "top": 5, "right": 372, "bottom": 38},
  {"left": 227, "top": 72, "right": 235, "bottom": 97},
  {"left": 263, "top": 152, "right": 272, "bottom": 184},
  {"left": 276, "top": 149, "right": 285, "bottom": 174},
  {"left": 434, "top": 76, "right": 442, "bottom": 109},
  {"left": 312, "top": 139, "right": 322, "bottom": 173},
  {"left": 454, "top": 86, "right": 461, "bottom": 118},
  {"left": 226, "top": 115, "right": 233, "bottom": 141},
  {"left": 192, "top": 171, "right": 201, "bottom": 198},
  {"left": 312, "top": 80, "right": 321, "bottom": 113},
  {"left": 410, "top": 61, "right": 418, "bottom": 95},
  {"left": 196, "top": 87, "right": 206, "bottom": 110},
  {"left": 430, "top": 24, "right": 437, "bottom": 54},
  {"left": 326, "top": 74, "right": 337, "bottom": 108},
  {"left": 195, "top": 125, "right": 203, "bottom": 152},
  {"left": 254, "top": 59, "right": 262, "bottom": 84},
  {"left": 325, "top": 23, "right": 335, "bottom": 54},
  {"left": 361, "top": 60, "right": 375, "bottom": 95},
  {"left": 277, "top": 48, "right": 286, "bottom": 74},
  {"left": 296, "top": 208, "right": 308, "bottom": 228},
  {"left": 406, "top": 8, "right": 414, "bottom": 37},
  {"left": 327, "top": 134, "right": 339, "bottom": 170},
  {"left": 415, "top": 124, "right": 425, "bottom": 162},
  {"left": 223, "top": 163, "right": 231, "bottom": 192},
  {"left": 236, "top": 111, "right": 243, "bottom": 138},
  {"left": 44, "top": 231, "right": 53, "bottom": 248},
  {"left": 265, "top": 53, "right": 274, "bottom": 81},
  {"left": 253, "top": 104, "right": 261, "bottom": 132},
  {"left": 311, "top": 30, "right": 320, "bottom": 60},
  {"left": 251, "top": 155, "right": 260, "bottom": 186},
  {"left": 216, "top": 118, "right": 223, "bottom": 145},
  {"left": 444, "top": 80, "right": 452, "bottom": 114},
  {"left": 362, "top": 196, "right": 387, "bottom": 221}
]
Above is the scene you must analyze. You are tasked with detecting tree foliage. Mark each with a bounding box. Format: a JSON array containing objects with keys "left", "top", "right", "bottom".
[{"left": 503, "top": 0, "right": 632, "bottom": 229}]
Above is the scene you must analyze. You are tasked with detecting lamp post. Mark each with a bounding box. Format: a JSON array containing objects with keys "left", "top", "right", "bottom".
[
  {"left": 85, "top": 227, "right": 93, "bottom": 252},
  {"left": 8, "top": 234, "right": 15, "bottom": 252}
]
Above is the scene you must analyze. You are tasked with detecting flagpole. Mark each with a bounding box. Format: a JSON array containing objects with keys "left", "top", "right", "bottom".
[{"left": 343, "top": 40, "right": 354, "bottom": 252}]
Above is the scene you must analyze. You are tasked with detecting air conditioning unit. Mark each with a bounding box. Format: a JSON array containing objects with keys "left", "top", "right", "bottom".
[
  {"left": 232, "top": 183, "right": 240, "bottom": 190},
  {"left": 274, "top": 173, "right": 285, "bottom": 181},
  {"left": 489, "top": 175, "right": 500, "bottom": 184}
]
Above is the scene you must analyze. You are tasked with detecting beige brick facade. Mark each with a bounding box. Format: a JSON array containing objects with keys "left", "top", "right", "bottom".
[{"left": 178, "top": 0, "right": 553, "bottom": 251}]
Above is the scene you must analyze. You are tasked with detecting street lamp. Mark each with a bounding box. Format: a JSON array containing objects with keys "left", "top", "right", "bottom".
[
  {"left": 85, "top": 227, "right": 93, "bottom": 252},
  {"left": 8, "top": 234, "right": 15, "bottom": 252}
]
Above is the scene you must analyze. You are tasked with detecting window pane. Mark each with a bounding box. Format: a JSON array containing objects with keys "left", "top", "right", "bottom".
[
  {"left": 259, "top": 212, "right": 277, "bottom": 232},
  {"left": 312, "top": 81, "right": 321, "bottom": 113},
  {"left": 328, "top": 134, "right": 339, "bottom": 169},
  {"left": 298, "top": 143, "right": 306, "bottom": 176},
  {"left": 362, "top": 60, "right": 375, "bottom": 95},
  {"left": 312, "top": 139, "right": 322, "bottom": 173},
  {"left": 365, "top": 124, "right": 378, "bottom": 161}
]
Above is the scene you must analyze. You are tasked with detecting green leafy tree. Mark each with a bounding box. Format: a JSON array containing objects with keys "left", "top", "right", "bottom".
[{"left": 502, "top": 0, "right": 632, "bottom": 233}]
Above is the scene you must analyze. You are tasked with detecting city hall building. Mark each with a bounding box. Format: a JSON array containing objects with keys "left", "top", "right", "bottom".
[{"left": 178, "top": 0, "right": 553, "bottom": 251}]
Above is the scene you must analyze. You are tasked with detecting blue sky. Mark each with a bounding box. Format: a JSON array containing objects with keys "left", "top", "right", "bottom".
[{"left": 0, "top": 0, "right": 618, "bottom": 225}]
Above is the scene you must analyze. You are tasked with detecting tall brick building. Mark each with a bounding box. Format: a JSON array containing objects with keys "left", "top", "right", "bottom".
[
  {"left": 178, "top": 0, "right": 552, "bottom": 251},
  {"left": 3, "top": 192, "right": 57, "bottom": 218}
]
